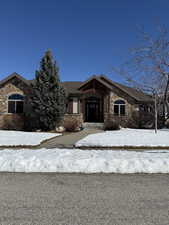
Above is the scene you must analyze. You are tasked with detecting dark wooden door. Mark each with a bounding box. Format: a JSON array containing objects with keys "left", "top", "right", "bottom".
[{"left": 85, "top": 97, "right": 102, "bottom": 122}]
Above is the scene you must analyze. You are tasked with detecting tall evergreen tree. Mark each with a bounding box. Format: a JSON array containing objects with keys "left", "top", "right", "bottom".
[{"left": 30, "top": 50, "right": 66, "bottom": 131}]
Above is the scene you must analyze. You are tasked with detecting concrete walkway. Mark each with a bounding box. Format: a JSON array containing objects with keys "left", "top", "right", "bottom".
[{"left": 40, "top": 128, "right": 102, "bottom": 149}]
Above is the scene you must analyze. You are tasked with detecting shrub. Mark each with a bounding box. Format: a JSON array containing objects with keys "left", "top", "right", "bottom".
[
  {"left": 63, "top": 118, "right": 80, "bottom": 132},
  {"left": 128, "top": 111, "right": 164, "bottom": 129},
  {"left": 127, "top": 112, "right": 140, "bottom": 129},
  {"left": 104, "top": 120, "right": 120, "bottom": 131},
  {"left": 127, "top": 111, "right": 143, "bottom": 129}
]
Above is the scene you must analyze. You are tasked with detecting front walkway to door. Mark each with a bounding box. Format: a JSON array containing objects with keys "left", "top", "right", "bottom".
[{"left": 40, "top": 128, "right": 103, "bottom": 149}]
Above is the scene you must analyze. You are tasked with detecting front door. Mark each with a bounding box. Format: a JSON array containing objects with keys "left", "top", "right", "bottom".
[{"left": 85, "top": 97, "right": 102, "bottom": 122}]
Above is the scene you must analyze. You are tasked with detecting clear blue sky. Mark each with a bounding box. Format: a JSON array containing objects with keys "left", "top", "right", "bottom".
[{"left": 0, "top": 0, "right": 168, "bottom": 82}]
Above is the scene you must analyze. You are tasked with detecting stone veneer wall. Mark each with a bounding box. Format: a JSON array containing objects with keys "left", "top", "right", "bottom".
[
  {"left": 0, "top": 76, "right": 141, "bottom": 130},
  {"left": 63, "top": 113, "right": 83, "bottom": 126},
  {"left": 104, "top": 91, "right": 139, "bottom": 126},
  {"left": 0, "top": 84, "right": 24, "bottom": 114},
  {"left": 0, "top": 114, "right": 25, "bottom": 130},
  {"left": 0, "top": 77, "right": 31, "bottom": 130}
]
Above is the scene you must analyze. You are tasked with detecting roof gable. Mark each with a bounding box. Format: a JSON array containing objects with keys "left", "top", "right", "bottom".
[
  {"left": 78, "top": 74, "right": 152, "bottom": 102},
  {"left": 0, "top": 72, "right": 30, "bottom": 87},
  {"left": 78, "top": 75, "right": 112, "bottom": 91},
  {"left": 99, "top": 75, "right": 152, "bottom": 102},
  {"left": 0, "top": 73, "right": 152, "bottom": 102}
]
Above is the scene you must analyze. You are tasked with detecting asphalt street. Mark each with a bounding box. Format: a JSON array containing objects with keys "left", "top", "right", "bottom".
[{"left": 0, "top": 173, "right": 168, "bottom": 225}]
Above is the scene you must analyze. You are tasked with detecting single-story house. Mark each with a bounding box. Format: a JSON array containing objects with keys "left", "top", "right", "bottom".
[{"left": 0, "top": 72, "right": 152, "bottom": 130}]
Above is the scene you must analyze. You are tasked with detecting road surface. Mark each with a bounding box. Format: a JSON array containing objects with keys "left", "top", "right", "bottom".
[{"left": 0, "top": 173, "right": 168, "bottom": 225}]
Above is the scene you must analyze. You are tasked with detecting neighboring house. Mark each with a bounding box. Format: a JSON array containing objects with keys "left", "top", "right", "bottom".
[{"left": 0, "top": 72, "right": 152, "bottom": 130}]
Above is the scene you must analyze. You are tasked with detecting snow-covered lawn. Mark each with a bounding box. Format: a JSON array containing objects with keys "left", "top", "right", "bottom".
[
  {"left": 0, "top": 148, "right": 168, "bottom": 173},
  {"left": 76, "top": 128, "right": 169, "bottom": 147},
  {"left": 0, "top": 130, "right": 61, "bottom": 146}
]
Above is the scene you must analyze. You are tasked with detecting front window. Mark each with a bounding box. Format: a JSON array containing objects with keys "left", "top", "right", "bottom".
[
  {"left": 114, "top": 100, "right": 126, "bottom": 116},
  {"left": 73, "top": 97, "right": 79, "bottom": 114},
  {"left": 8, "top": 94, "right": 24, "bottom": 113}
]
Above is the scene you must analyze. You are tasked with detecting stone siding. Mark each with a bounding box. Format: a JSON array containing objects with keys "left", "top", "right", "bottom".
[
  {"left": 0, "top": 114, "right": 25, "bottom": 130},
  {"left": 0, "top": 77, "right": 31, "bottom": 130},
  {"left": 109, "top": 91, "right": 137, "bottom": 116},
  {"left": 104, "top": 91, "right": 139, "bottom": 126},
  {"left": 0, "top": 77, "right": 31, "bottom": 114},
  {"left": 63, "top": 113, "right": 83, "bottom": 126},
  {"left": 104, "top": 113, "right": 128, "bottom": 127},
  {"left": 0, "top": 75, "right": 143, "bottom": 130}
]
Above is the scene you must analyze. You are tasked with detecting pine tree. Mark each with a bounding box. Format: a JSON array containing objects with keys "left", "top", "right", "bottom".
[{"left": 30, "top": 50, "right": 66, "bottom": 131}]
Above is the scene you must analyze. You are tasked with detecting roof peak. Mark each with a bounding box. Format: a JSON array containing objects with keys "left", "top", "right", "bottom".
[{"left": 0, "top": 72, "right": 29, "bottom": 86}]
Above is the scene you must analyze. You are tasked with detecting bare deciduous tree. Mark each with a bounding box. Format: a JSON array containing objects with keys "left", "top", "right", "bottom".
[{"left": 113, "top": 25, "right": 169, "bottom": 133}]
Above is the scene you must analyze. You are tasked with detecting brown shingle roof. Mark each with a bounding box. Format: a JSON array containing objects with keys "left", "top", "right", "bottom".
[
  {"left": 113, "top": 81, "right": 152, "bottom": 102},
  {"left": 0, "top": 72, "right": 30, "bottom": 87},
  {"left": 99, "top": 75, "right": 152, "bottom": 102},
  {"left": 28, "top": 80, "right": 83, "bottom": 95},
  {"left": 61, "top": 81, "right": 83, "bottom": 95},
  {"left": 0, "top": 73, "right": 152, "bottom": 102},
  {"left": 78, "top": 75, "right": 152, "bottom": 102}
]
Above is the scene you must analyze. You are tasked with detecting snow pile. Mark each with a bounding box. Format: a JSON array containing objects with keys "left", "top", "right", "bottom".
[
  {"left": 0, "top": 130, "right": 61, "bottom": 146},
  {"left": 0, "top": 148, "right": 168, "bottom": 173},
  {"left": 76, "top": 128, "right": 169, "bottom": 147}
]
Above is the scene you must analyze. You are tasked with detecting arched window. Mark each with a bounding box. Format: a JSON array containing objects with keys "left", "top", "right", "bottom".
[
  {"left": 8, "top": 94, "right": 24, "bottom": 113},
  {"left": 114, "top": 100, "right": 125, "bottom": 116}
]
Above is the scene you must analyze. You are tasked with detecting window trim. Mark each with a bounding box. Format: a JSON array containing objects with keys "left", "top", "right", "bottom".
[
  {"left": 72, "top": 97, "right": 79, "bottom": 114},
  {"left": 66, "top": 97, "right": 80, "bottom": 114},
  {"left": 113, "top": 99, "right": 126, "bottom": 116},
  {"left": 7, "top": 93, "right": 24, "bottom": 114}
]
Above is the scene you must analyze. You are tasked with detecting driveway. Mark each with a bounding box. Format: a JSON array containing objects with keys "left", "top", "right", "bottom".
[{"left": 0, "top": 173, "right": 168, "bottom": 225}]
